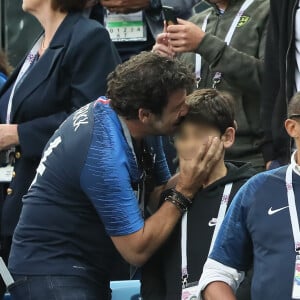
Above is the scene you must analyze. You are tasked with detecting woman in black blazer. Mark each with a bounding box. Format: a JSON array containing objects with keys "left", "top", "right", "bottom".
[{"left": 0, "top": 0, "right": 120, "bottom": 292}]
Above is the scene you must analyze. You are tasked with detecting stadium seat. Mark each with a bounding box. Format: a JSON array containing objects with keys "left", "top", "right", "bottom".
[{"left": 110, "top": 280, "right": 141, "bottom": 300}]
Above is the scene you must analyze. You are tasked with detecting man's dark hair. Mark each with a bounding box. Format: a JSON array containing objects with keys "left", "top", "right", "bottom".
[
  {"left": 107, "top": 52, "right": 195, "bottom": 120},
  {"left": 185, "top": 89, "right": 236, "bottom": 134},
  {"left": 288, "top": 92, "right": 300, "bottom": 117},
  {"left": 51, "top": 0, "right": 87, "bottom": 12}
]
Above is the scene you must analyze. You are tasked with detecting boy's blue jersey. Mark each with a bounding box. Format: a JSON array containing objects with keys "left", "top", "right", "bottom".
[{"left": 210, "top": 166, "right": 300, "bottom": 299}]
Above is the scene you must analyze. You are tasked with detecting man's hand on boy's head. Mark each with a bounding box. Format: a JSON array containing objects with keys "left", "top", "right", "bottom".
[{"left": 175, "top": 136, "right": 224, "bottom": 199}]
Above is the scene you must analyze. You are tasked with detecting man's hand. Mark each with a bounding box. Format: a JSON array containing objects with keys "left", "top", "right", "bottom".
[
  {"left": 100, "top": 0, "right": 150, "bottom": 13},
  {"left": 167, "top": 18, "right": 205, "bottom": 53},
  {"left": 176, "top": 136, "right": 224, "bottom": 198},
  {"left": 152, "top": 33, "right": 175, "bottom": 58},
  {"left": 0, "top": 124, "right": 19, "bottom": 150}
]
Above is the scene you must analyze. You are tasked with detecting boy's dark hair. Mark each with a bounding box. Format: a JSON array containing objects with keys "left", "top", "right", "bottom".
[
  {"left": 288, "top": 92, "right": 300, "bottom": 117},
  {"left": 185, "top": 89, "right": 236, "bottom": 134},
  {"left": 107, "top": 52, "right": 195, "bottom": 120},
  {"left": 51, "top": 0, "right": 87, "bottom": 12}
]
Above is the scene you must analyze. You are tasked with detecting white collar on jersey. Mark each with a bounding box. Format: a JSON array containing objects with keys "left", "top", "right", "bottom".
[{"left": 291, "top": 151, "right": 300, "bottom": 176}]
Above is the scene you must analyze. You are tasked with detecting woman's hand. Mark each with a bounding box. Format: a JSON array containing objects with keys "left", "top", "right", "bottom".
[{"left": 0, "top": 124, "right": 19, "bottom": 150}]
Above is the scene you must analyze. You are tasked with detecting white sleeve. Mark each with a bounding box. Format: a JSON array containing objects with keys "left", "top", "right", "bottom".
[{"left": 196, "top": 258, "right": 245, "bottom": 300}]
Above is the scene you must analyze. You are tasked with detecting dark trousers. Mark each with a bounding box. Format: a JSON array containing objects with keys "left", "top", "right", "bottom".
[{"left": 8, "top": 275, "right": 111, "bottom": 300}]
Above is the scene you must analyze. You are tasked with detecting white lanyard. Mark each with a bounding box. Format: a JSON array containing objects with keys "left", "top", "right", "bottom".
[
  {"left": 195, "top": 12, "right": 211, "bottom": 85},
  {"left": 6, "top": 36, "right": 43, "bottom": 124},
  {"left": 286, "top": 165, "right": 300, "bottom": 252},
  {"left": 195, "top": 0, "right": 254, "bottom": 87},
  {"left": 181, "top": 182, "right": 233, "bottom": 287}
]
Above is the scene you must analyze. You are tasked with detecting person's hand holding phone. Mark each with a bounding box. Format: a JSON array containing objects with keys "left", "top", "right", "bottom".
[
  {"left": 152, "top": 22, "right": 175, "bottom": 58},
  {"left": 167, "top": 18, "right": 206, "bottom": 53}
]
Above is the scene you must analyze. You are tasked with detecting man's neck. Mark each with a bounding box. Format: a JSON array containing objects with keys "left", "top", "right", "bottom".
[
  {"left": 203, "top": 160, "right": 228, "bottom": 188},
  {"left": 122, "top": 118, "right": 147, "bottom": 141}
]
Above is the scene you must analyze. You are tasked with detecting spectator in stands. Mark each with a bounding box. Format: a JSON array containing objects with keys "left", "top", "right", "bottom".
[
  {"left": 0, "top": 50, "right": 12, "bottom": 89},
  {"left": 87, "top": 0, "right": 198, "bottom": 62},
  {"left": 198, "top": 92, "right": 300, "bottom": 300},
  {"left": 141, "top": 89, "right": 255, "bottom": 300},
  {"left": 153, "top": 0, "right": 269, "bottom": 172},
  {"left": 7, "top": 52, "right": 224, "bottom": 300},
  {"left": 262, "top": 0, "right": 298, "bottom": 169},
  {"left": 0, "top": 0, "right": 120, "bottom": 297}
]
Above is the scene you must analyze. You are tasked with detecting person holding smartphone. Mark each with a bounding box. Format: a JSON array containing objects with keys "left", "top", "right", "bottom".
[{"left": 153, "top": 0, "right": 270, "bottom": 173}]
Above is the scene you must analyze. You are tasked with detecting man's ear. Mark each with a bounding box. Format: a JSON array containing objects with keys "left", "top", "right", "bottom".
[
  {"left": 221, "top": 127, "right": 235, "bottom": 149},
  {"left": 138, "top": 108, "right": 151, "bottom": 124},
  {"left": 285, "top": 119, "right": 300, "bottom": 138}
]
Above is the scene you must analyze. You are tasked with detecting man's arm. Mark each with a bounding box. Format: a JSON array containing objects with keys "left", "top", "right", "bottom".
[
  {"left": 111, "top": 136, "right": 224, "bottom": 266},
  {"left": 203, "top": 282, "right": 236, "bottom": 300}
]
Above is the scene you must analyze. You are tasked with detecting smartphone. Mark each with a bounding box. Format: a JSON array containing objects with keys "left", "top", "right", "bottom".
[{"left": 162, "top": 6, "right": 178, "bottom": 26}]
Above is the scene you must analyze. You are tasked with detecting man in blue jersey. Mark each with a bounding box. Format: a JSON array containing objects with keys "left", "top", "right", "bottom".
[
  {"left": 197, "top": 91, "right": 300, "bottom": 299},
  {"left": 6, "top": 52, "right": 224, "bottom": 300}
]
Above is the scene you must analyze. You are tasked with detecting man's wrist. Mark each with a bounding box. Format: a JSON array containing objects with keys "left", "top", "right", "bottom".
[
  {"left": 175, "top": 184, "right": 196, "bottom": 199},
  {"left": 162, "top": 188, "right": 193, "bottom": 214}
]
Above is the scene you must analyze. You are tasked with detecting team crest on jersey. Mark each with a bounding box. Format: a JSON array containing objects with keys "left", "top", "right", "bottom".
[{"left": 237, "top": 16, "right": 250, "bottom": 28}]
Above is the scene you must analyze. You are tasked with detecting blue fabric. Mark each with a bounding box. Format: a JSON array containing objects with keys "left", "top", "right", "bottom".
[
  {"left": 9, "top": 100, "right": 169, "bottom": 286},
  {"left": 0, "top": 72, "right": 7, "bottom": 90},
  {"left": 209, "top": 166, "right": 300, "bottom": 299},
  {"left": 8, "top": 275, "right": 109, "bottom": 300},
  {"left": 80, "top": 101, "right": 144, "bottom": 236}
]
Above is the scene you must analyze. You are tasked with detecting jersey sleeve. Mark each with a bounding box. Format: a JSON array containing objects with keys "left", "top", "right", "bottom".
[
  {"left": 80, "top": 109, "right": 144, "bottom": 237},
  {"left": 208, "top": 174, "right": 267, "bottom": 271}
]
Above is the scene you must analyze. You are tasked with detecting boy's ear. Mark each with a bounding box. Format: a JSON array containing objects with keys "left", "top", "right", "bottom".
[
  {"left": 221, "top": 127, "right": 235, "bottom": 149},
  {"left": 285, "top": 118, "right": 300, "bottom": 138}
]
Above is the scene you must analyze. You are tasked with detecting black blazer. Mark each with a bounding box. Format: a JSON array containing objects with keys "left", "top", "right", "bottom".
[
  {"left": 261, "top": 0, "right": 297, "bottom": 164},
  {"left": 0, "top": 12, "right": 121, "bottom": 235}
]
